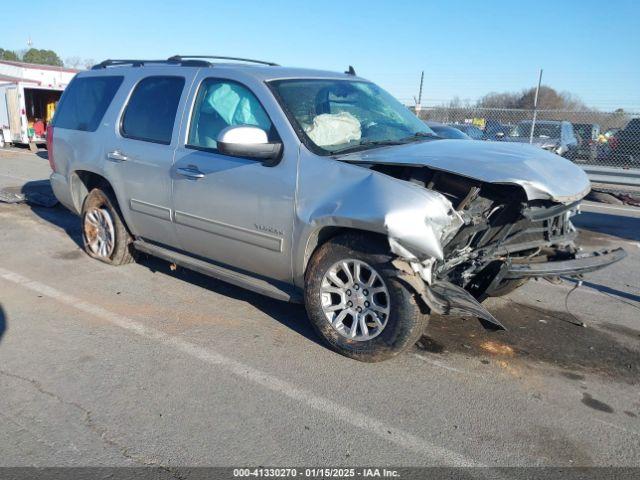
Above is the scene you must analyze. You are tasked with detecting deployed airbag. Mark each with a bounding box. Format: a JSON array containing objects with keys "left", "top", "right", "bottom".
[
  {"left": 203, "top": 83, "right": 271, "bottom": 130},
  {"left": 305, "top": 112, "right": 361, "bottom": 147}
]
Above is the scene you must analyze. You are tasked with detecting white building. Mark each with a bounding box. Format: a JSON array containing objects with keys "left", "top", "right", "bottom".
[
  {"left": 0, "top": 60, "right": 79, "bottom": 145},
  {"left": 0, "top": 60, "right": 78, "bottom": 88}
]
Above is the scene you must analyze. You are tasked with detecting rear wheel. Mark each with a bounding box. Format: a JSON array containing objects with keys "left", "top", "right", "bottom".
[
  {"left": 81, "top": 188, "right": 134, "bottom": 265},
  {"left": 304, "top": 233, "right": 428, "bottom": 362}
]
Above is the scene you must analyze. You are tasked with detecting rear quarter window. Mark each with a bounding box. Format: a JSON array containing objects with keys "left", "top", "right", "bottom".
[
  {"left": 121, "top": 76, "right": 185, "bottom": 144},
  {"left": 53, "top": 76, "right": 123, "bottom": 131}
]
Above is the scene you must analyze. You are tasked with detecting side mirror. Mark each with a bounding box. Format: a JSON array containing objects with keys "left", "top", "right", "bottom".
[{"left": 216, "top": 126, "right": 282, "bottom": 164}]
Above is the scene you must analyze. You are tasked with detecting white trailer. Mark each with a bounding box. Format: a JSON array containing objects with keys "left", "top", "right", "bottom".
[{"left": 0, "top": 81, "right": 65, "bottom": 147}]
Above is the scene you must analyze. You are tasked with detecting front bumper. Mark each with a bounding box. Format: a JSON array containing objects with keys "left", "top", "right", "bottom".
[{"left": 504, "top": 247, "right": 627, "bottom": 279}]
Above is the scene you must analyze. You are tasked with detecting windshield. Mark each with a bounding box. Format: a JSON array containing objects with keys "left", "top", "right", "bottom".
[
  {"left": 270, "top": 79, "right": 435, "bottom": 154},
  {"left": 510, "top": 123, "right": 561, "bottom": 139}
]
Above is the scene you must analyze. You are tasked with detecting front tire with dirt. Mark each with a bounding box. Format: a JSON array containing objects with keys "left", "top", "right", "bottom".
[{"left": 304, "top": 233, "right": 428, "bottom": 362}]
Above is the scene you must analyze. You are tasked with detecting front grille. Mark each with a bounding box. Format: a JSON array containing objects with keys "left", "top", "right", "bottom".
[{"left": 500, "top": 203, "right": 576, "bottom": 253}]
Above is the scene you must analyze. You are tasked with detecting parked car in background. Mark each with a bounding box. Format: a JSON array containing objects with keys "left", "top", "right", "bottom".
[
  {"left": 449, "top": 123, "right": 484, "bottom": 140},
  {"left": 482, "top": 120, "right": 510, "bottom": 140},
  {"left": 608, "top": 118, "right": 640, "bottom": 165},
  {"left": 505, "top": 120, "right": 579, "bottom": 158},
  {"left": 573, "top": 123, "right": 600, "bottom": 161},
  {"left": 424, "top": 121, "right": 471, "bottom": 139}
]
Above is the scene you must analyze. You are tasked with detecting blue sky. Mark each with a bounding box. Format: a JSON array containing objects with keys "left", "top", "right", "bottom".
[{"left": 4, "top": 0, "right": 640, "bottom": 110}]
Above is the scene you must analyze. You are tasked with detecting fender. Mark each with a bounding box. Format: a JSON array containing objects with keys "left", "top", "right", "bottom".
[{"left": 292, "top": 155, "right": 462, "bottom": 287}]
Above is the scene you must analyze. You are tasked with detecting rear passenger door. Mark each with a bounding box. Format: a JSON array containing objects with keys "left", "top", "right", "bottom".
[{"left": 104, "top": 72, "right": 194, "bottom": 248}]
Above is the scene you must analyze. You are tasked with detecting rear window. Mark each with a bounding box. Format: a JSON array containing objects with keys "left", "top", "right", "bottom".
[
  {"left": 121, "top": 76, "right": 185, "bottom": 144},
  {"left": 53, "top": 76, "right": 123, "bottom": 131}
]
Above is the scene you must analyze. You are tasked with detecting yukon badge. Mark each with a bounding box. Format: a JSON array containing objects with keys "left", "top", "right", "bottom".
[{"left": 254, "top": 224, "right": 284, "bottom": 236}]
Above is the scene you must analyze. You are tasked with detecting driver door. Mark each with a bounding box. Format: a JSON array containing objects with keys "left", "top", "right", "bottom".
[{"left": 171, "top": 76, "right": 296, "bottom": 283}]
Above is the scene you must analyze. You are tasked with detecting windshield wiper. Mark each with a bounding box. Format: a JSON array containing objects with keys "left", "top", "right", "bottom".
[
  {"left": 414, "top": 131, "right": 440, "bottom": 137},
  {"left": 330, "top": 132, "right": 440, "bottom": 155},
  {"left": 400, "top": 132, "right": 441, "bottom": 141},
  {"left": 331, "top": 139, "right": 406, "bottom": 154}
]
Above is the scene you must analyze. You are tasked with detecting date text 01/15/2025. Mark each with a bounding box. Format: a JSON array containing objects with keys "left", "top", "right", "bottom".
[{"left": 232, "top": 467, "right": 400, "bottom": 477}]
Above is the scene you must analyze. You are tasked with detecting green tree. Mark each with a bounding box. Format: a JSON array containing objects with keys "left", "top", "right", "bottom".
[
  {"left": 0, "top": 48, "right": 20, "bottom": 61},
  {"left": 22, "top": 48, "right": 63, "bottom": 67}
]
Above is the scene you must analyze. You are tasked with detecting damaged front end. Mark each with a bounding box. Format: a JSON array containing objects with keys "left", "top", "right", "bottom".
[{"left": 378, "top": 166, "right": 627, "bottom": 331}]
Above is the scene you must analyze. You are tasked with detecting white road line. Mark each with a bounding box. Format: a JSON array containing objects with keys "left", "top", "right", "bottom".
[{"left": 0, "top": 266, "right": 481, "bottom": 467}]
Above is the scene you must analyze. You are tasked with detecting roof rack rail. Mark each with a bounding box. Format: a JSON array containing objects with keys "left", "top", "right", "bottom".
[
  {"left": 167, "top": 55, "right": 279, "bottom": 66},
  {"left": 91, "top": 55, "right": 279, "bottom": 70},
  {"left": 91, "top": 58, "right": 212, "bottom": 69}
]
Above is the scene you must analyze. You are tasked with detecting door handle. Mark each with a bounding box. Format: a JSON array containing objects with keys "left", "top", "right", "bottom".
[
  {"left": 176, "top": 166, "right": 205, "bottom": 179},
  {"left": 106, "top": 150, "right": 128, "bottom": 162}
]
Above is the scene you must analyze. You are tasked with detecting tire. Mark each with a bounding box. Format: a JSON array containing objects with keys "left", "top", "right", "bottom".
[
  {"left": 0, "top": 132, "right": 5, "bottom": 149},
  {"left": 304, "top": 233, "right": 428, "bottom": 362},
  {"left": 81, "top": 187, "right": 134, "bottom": 265},
  {"left": 486, "top": 278, "right": 529, "bottom": 298}
]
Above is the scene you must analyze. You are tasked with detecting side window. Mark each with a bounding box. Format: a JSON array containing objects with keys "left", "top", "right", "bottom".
[
  {"left": 187, "top": 79, "right": 273, "bottom": 150},
  {"left": 53, "top": 76, "right": 123, "bottom": 131},
  {"left": 121, "top": 76, "right": 185, "bottom": 144}
]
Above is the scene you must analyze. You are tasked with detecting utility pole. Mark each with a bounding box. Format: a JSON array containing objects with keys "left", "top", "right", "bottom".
[
  {"left": 414, "top": 71, "right": 424, "bottom": 114},
  {"left": 529, "top": 68, "right": 543, "bottom": 144}
]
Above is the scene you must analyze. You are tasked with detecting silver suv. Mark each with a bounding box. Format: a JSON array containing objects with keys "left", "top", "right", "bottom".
[{"left": 48, "top": 56, "right": 625, "bottom": 362}]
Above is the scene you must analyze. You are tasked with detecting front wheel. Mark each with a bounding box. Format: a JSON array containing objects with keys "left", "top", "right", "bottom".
[{"left": 304, "top": 233, "right": 428, "bottom": 362}]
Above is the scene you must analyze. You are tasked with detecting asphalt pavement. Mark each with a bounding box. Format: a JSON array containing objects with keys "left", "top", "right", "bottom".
[{"left": 1, "top": 147, "right": 639, "bottom": 469}]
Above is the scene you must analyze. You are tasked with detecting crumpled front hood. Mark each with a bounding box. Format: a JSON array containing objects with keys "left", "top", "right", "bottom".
[{"left": 337, "top": 139, "right": 591, "bottom": 203}]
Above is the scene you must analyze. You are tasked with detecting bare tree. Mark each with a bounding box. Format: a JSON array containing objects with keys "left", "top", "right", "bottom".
[
  {"left": 65, "top": 56, "right": 82, "bottom": 68},
  {"left": 477, "top": 91, "right": 519, "bottom": 109}
]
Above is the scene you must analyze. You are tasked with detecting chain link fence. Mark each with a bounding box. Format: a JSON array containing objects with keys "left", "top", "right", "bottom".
[{"left": 413, "top": 107, "right": 640, "bottom": 171}]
